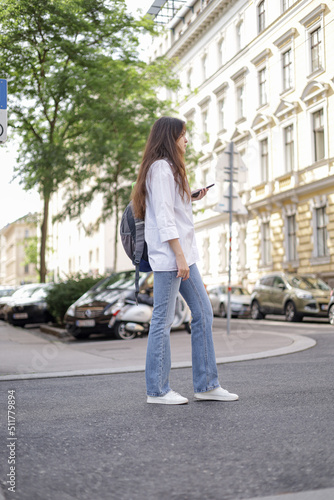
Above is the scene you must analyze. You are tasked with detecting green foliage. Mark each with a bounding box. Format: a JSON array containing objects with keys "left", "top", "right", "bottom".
[
  {"left": 0, "top": 0, "right": 180, "bottom": 279},
  {"left": 46, "top": 273, "right": 104, "bottom": 325},
  {"left": 23, "top": 236, "right": 38, "bottom": 267}
]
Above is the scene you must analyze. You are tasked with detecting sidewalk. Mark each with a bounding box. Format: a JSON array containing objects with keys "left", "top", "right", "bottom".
[{"left": 0, "top": 319, "right": 316, "bottom": 381}]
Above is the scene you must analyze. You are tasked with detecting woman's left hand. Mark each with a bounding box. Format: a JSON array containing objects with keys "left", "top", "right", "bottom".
[{"left": 191, "top": 188, "right": 208, "bottom": 201}]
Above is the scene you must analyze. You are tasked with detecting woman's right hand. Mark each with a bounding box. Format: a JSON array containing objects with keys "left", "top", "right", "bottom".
[
  {"left": 168, "top": 239, "right": 190, "bottom": 280},
  {"left": 176, "top": 254, "right": 190, "bottom": 281}
]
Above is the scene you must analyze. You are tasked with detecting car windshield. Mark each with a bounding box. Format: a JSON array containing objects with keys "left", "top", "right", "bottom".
[
  {"left": 12, "top": 286, "right": 45, "bottom": 299},
  {"left": 287, "top": 276, "right": 317, "bottom": 290},
  {"left": 31, "top": 286, "right": 51, "bottom": 299},
  {"left": 301, "top": 277, "right": 331, "bottom": 291},
  {"left": 94, "top": 271, "right": 139, "bottom": 291},
  {"left": 0, "top": 289, "right": 15, "bottom": 298}
]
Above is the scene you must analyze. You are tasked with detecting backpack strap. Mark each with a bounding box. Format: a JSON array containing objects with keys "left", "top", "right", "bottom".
[{"left": 134, "top": 218, "right": 145, "bottom": 304}]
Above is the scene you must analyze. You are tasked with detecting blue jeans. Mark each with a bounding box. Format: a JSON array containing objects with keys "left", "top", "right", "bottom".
[{"left": 145, "top": 263, "right": 220, "bottom": 396}]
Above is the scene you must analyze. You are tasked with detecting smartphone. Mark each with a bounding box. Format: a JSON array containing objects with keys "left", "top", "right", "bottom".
[{"left": 192, "top": 183, "right": 215, "bottom": 198}]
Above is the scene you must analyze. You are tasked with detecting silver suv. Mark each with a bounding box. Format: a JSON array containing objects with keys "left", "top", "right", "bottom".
[{"left": 250, "top": 273, "right": 331, "bottom": 322}]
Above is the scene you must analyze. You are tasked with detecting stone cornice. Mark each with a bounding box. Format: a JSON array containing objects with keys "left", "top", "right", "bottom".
[{"left": 166, "top": 0, "right": 237, "bottom": 60}]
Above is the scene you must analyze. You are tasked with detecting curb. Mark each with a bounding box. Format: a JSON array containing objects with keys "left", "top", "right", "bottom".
[
  {"left": 39, "top": 324, "right": 68, "bottom": 338},
  {"left": 0, "top": 332, "right": 316, "bottom": 381}
]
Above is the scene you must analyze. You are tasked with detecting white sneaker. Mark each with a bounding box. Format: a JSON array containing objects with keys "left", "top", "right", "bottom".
[
  {"left": 194, "top": 386, "right": 239, "bottom": 401},
  {"left": 147, "top": 390, "right": 189, "bottom": 405}
]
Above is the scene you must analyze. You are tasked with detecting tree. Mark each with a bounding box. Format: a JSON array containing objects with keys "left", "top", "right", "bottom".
[
  {"left": 54, "top": 56, "right": 178, "bottom": 270},
  {"left": 0, "top": 0, "right": 178, "bottom": 280}
]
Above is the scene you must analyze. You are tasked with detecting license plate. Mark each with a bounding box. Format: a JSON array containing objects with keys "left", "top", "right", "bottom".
[
  {"left": 321, "top": 304, "right": 328, "bottom": 311},
  {"left": 76, "top": 319, "right": 95, "bottom": 327},
  {"left": 13, "top": 313, "right": 29, "bottom": 319}
]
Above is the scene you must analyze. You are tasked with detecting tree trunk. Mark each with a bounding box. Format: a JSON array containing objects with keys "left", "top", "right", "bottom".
[
  {"left": 113, "top": 186, "right": 119, "bottom": 271},
  {"left": 40, "top": 195, "right": 49, "bottom": 283}
]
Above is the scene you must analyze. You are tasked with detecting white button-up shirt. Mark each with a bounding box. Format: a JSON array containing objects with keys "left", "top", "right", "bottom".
[{"left": 145, "top": 159, "right": 199, "bottom": 271}]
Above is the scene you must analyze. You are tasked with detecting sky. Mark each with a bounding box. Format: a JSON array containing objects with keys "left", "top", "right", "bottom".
[{"left": 0, "top": 0, "right": 154, "bottom": 230}]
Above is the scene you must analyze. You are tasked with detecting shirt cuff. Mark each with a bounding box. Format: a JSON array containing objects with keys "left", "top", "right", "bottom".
[{"left": 159, "top": 226, "right": 179, "bottom": 243}]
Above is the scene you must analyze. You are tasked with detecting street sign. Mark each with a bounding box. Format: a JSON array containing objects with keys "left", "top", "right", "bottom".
[
  {"left": 213, "top": 185, "right": 248, "bottom": 215},
  {"left": 0, "top": 79, "right": 8, "bottom": 143}
]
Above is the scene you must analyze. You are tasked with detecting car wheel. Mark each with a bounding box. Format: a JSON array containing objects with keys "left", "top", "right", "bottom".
[
  {"left": 114, "top": 322, "right": 137, "bottom": 340},
  {"left": 285, "top": 301, "right": 302, "bottom": 322},
  {"left": 329, "top": 304, "right": 334, "bottom": 325},
  {"left": 251, "top": 301, "right": 264, "bottom": 320},
  {"left": 219, "top": 303, "right": 226, "bottom": 318}
]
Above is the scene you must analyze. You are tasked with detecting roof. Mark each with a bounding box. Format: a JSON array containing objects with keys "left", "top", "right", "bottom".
[{"left": 147, "top": 0, "right": 192, "bottom": 25}]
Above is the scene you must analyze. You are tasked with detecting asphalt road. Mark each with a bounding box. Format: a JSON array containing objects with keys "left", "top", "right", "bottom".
[{"left": 0, "top": 319, "right": 333, "bottom": 500}]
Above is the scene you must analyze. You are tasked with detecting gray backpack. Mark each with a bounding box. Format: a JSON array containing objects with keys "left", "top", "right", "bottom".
[{"left": 120, "top": 201, "right": 152, "bottom": 302}]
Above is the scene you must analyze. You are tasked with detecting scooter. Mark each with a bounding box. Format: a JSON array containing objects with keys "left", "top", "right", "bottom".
[{"left": 109, "top": 292, "right": 191, "bottom": 340}]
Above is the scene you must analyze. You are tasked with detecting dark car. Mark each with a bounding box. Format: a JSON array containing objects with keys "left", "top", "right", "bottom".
[
  {"left": 207, "top": 284, "right": 251, "bottom": 318},
  {"left": 250, "top": 273, "right": 331, "bottom": 322},
  {"left": 64, "top": 270, "right": 153, "bottom": 340},
  {"left": 4, "top": 283, "right": 54, "bottom": 327}
]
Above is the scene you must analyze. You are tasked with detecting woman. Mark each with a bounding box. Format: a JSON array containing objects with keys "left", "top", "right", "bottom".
[{"left": 132, "top": 117, "right": 238, "bottom": 405}]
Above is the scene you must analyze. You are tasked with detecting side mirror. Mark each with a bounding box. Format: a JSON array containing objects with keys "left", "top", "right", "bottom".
[{"left": 277, "top": 283, "right": 286, "bottom": 290}]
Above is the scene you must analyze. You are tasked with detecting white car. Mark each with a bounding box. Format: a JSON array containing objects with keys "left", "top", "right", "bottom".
[{"left": 207, "top": 285, "right": 251, "bottom": 318}]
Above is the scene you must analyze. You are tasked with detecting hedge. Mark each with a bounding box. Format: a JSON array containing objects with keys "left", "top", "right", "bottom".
[{"left": 46, "top": 273, "right": 106, "bottom": 326}]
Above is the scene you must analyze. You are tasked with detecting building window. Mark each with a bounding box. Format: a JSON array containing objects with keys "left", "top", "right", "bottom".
[
  {"left": 287, "top": 214, "right": 297, "bottom": 261},
  {"left": 284, "top": 124, "right": 294, "bottom": 172},
  {"left": 313, "top": 109, "right": 324, "bottom": 161},
  {"left": 203, "top": 237, "right": 210, "bottom": 274},
  {"left": 24, "top": 230, "right": 29, "bottom": 238},
  {"left": 282, "top": 49, "right": 292, "bottom": 91},
  {"left": 201, "top": 109, "right": 208, "bottom": 143},
  {"left": 262, "top": 222, "right": 271, "bottom": 265},
  {"left": 310, "top": 27, "right": 322, "bottom": 73},
  {"left": 218, "top": 233, "right": 227, "bottom": 272},
  {"left": 187, "top": 67, "right": 192, "bottom": 91},
  {"left": 24, "top": 263, "right": 29, "bottom": 274},
  {"left": 260, "top": 138, "right": 269, "bottom": 182},
  {"left": 236, "top": 84, "right": 244, "bottom": 120},
  {"left": 185, "top": 110, "right": 195, "bottom": 142},
  {"left": 282, "top": 0, "right": 294, "bottom": 12},
  {"left": 239, "top": 227, "right": 247, "bottom": 268},
  {"left": 236, "top": 21, "right": 243, "bottom": 51},
  {"left": 218, "top": 98, "right": 225, "bottom": 131},
  {"left": 258, "top": 68, "right": 267, "bottom": 106},
  {"left": 218, "top": 38, "right": 224, "bottom": 66},
  {"left": 202, "top": 54, "right": 207, "bottom": 81},
  {"left": 316, "top": 207, "right": 328, "bottom": 257},
  {"left": 258, "top": 1, "right": 265, "bottom": 33},
  {"left": 202, "top": 167, "right": 210, "bottom": 189}
]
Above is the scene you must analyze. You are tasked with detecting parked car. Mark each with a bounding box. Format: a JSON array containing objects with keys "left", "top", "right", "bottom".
[
  {"left": 64, "top": 270, "right": 154, "bottom": 339},
  {"left": 207, "top": 285, "right": 251, "bottom": 318},
  {"left": 4, "top": 283, "right": 54, "bottom": 327},
  {"left": 250, "top": 273, "right": 331, "bottom": 322},
  {"left": 64, "top": 270, "right": 192, "bottom": 340},
  {"left": 0, "top": 287, "right": 17, "bottom": 319},
  {"left": 0, "top": 286, "right": 16, "bottom": 298},
  {"left": 328, "top": 290, "right": 334, "bottom": 325}
]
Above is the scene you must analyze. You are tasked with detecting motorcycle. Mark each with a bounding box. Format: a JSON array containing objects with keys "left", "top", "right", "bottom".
[{"left": 108, "top": 291, "right": 191, "bottom": 340}]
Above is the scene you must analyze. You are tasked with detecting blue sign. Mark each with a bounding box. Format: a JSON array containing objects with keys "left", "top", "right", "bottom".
[{"left": 0, "top": 79, "right": 7, "bottom": 109}]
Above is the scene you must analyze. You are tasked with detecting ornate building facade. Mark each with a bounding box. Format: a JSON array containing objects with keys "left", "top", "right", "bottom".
[{"left": 148, "top": 0, "right": 334, "bottom": 288}]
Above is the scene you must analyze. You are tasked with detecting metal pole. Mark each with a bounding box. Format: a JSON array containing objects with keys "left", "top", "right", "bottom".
[{"left": 227, "top": 141, "right": 234, "bottom": 336}]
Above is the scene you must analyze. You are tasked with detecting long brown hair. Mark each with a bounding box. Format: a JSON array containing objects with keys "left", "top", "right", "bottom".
[{"left": 131, "top": 117, "right": 190, "bottom": 219}]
